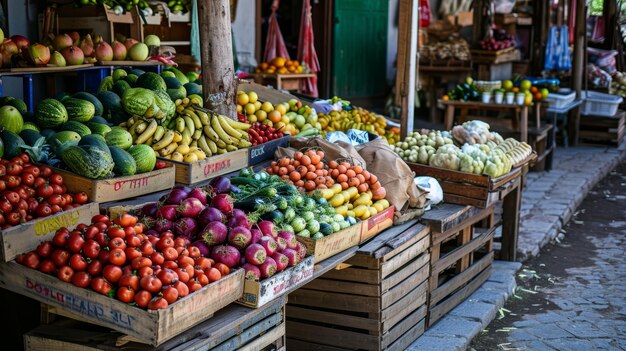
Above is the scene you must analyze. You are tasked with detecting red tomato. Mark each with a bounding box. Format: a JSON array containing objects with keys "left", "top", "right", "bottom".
[
  {"left": 69, "top": 253, "right": 87, "bottom": 271},
  {"left": 140, "top": 241, "right": 154, "bottom": 256},
  {"left": 206, "top": 267, "right": 222, "bottom": 283},
  {"left": 0, "top": 180, "right": 6, "bottom": 191},
  {"left": 36, "top": 184, "right": 54, "bottom": 198},
  {"left": 108, "top": 248, "right": 126, "bottom": 266},
  {"left": 186, "top": 279, "right": 202, "bottom": 293},
  {"left": 57, "top": 265, "right": 74, "bottom": 283},
  {"left": 36, "top": 241, "right": 53, "bottom": 258},
  {"left": 0, "top": 199, "right": 12, "bottom": 213},
  {"left": 126, "top": 234, "right": 141, "bottom": 248},
  {"left": 187, "top": 246, "right": 202, "bottom": 259},
  {"left": 150, "top": 252, "right": 165, "bottom": 265},
  {"left": 115, "top": 214, "right": 138, "bottom": 227},
  {"left": 71, "top": 271, "right": 91, "bottom": 288},
  {"left": 51, "top": 184, "right": 63, "bottom": 195},
  {"left": 15, "top": 187, "right": 29, "bottom": 200},
  {"left": 148, "top": 296, "right": 168, "bottom": 310},
  {"left": 4, "top": 175, "right": 20, "bottom": 188},
  {"left": 119, "top": 273, "right": 140, "bottom": 291},
  {"left": 108, "top": 237, "right": 126, "bottom": 251},
  {"left": 124, "top": 247, "right": 142, "bottom": 261},
  {"left": 107, "top": 226, "right": 125, "bottom": 239},
  {"left": 23, "top": 166, "right": 40, "bottom": 177},
  {"left": 195, "top": 272, "right": 209, "bottom": 286},
  {"left": 82, "top": 239, "right": 101, "bottom": 259},
  {"left": 87, "top": 260, "right": 103, "bottom": 276},
  {"left": 91, "top": 214, "right": 109, "bottom": 223},
  {"left": 20, "top": 173, "right": 34, "bottom": 186},
  {"left": 21, "top": 251, "right": 40, "bottom": 269},
  {"left": 213, "top": 262, "right": 230, "bottom": 277},
  {"left": 173, "top": 281, "right": 189, "bottom": 297},
  {"left": 137, "top": 266, "right": 154, "bottom": 277},
  {"left": 134, "top": 290, "right": 152, "bottom": 308},
  {"left": 6, "top": 211, "right": 23, "bottom": 225},
  {"left": 157, "top": 268, "right": 178, "bottom": 285},
  {"left": 47, "top": 194, "right": 63, "bottom": 206},
  {"left": 162, "top": 261, "right": 178, "bottom": 270},
  {"left": 91, "top": 277, "right": 112, "bottom": 296},
  {"left": 83, "top": 226, "right": 100, "bottom": 240},
  {"left": 140, "top": 275, "right": 163, "bottom": 293},
  {"left": 94, "top": 231, "right": 108, "bottom": 247},
  {"left": 0, "top": 164, "right": 5, "bottom": 176},
  {"left": 102, "top": 265, "right": 123, "bottom": 283},
  {"left": 4, "top": 191, "right": 20, "bottom": 204},
  {"left": 116, "top": 286, "right": 135, "bottom": 303},
  {"left": 133, "top": 223, "right": 145, "bottom": 234},
  {"left": 52, "top": 228, "right": 69, "bottom": 247},
  {"left": 6, "top": 163, "right": 23, "bottom": 176},
  {"left": 50, "top": 204, "right": 62, "bottom": 214},
  {"left": 74, "top": 192, "right": 88, "bottom": 205},
  {"left": 155, "top": 160, "right": 167, "bottom": 170},
  {"left": 159, "top": 231, "right": 175, "bottom": 240},
  {"left": 49, "top": 173, "right": 64, "bottom": 186},
  {"left": 33, "top": 177, "right": 46, "bottom": 188},
  {"left": 94, "top": 221, "right": 108, "bottom": 232},
  {"left": 17, "top": 153, "right": 30, "bottom": 163},
  {"left": 27, "top": 198, "right": 39, "bottom": 212},
  {"left": 131, "top": 257, "right": 152, "bottom": 270},
  {"left": 161, "top": 286, "right": 179, "bottom": 304},
  {"left": 67, "top": 233, "right": 85, "bottom": 253},
  {"left": 162, "top": 247, "right": 179, "bottom": 261},
  {"left": 177, "top": 255, "right": 194, "bottom": 268},
  {"left": 97, "top": 249, "right": 110, "bottom": 264},
  {"left": 155, "top": 237, "right": 174, "bottom": 251},
  {"left": 194, "top": 257, "right": 212, "bottom": 271},
  {"left": 62, "top": 194, "right": 73, "bottom": 205},
  {"left": 39, "top": 259, "right": 56, "bottom": 274}
]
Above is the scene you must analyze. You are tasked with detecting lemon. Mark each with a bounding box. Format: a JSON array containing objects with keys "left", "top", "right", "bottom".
[
  {"left": 502, "top": 80, "right": 513, "bottom": 91},
  {"left": 248, "top": 91, "right": 258, "bottom": 103},
  {"left": 520, "top": 80, "right": 532, "bottom": 92}
]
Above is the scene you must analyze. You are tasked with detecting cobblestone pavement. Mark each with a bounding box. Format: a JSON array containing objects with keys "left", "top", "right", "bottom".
[{"left": 470, "top": 160, "right": 626, "bottom": 350}]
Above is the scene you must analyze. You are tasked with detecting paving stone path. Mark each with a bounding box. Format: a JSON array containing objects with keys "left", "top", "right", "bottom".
[{"left": 470, "top": 159, "right": 626, "bottom": 350}]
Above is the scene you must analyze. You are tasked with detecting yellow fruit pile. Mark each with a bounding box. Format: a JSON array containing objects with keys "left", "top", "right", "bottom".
[
  {"left": 256, "top": 57, "right": 305, "bottom": 74},
  {"left": 317, "top": 184, "right": 390, "bottom": 220},
  {"left": 318, "top": 107, "right": 387, "bottom": 136}
]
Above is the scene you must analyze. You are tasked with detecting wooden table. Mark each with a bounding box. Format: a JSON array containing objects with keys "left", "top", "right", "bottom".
[
  {"left": 440, "top": 100, "right": 530, "bottom": 142},
  {"left": 418, "top": 63, "right": 472, "bottom": 123},
  {"left": 251, "top": 72, "right": 316, "bottom": 92}
]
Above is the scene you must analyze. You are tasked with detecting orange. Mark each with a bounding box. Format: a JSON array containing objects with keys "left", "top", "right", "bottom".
[
  {"left": 512, "top": 87, "right": 520, "bottom": 93},
  {"left": 530, "top": 86, "right": 538, "bottom": 94},
  {"left": 268, "top": 110, "right": 282, "bottom": 123},
  {"left": 534, "top": 92, "right": 543, "bottom": 101},
  {"left": 442, "top": 95, "right": 450, "bottom": 101},
  {"left": 271, "top": 57, "right": 286, "bottom": 68},
  {"left": 260, "top": 62, "right": 269, "bottom": 70}
]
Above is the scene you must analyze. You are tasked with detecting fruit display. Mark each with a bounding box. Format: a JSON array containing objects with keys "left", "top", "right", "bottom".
[
  {"left": 137, "top": 181, "right": 308, "bottom": 279},
  {"left": 256, "top": 57, "right": 306, "bottom": 75},
  {"left": 610, "top": 71, "right": 626, "bottom": 98},
  {"left": 73, "top": 0, "right": 192, "bottom": 14},
  {"left": 478, "top": 29, "right": 515, "bottom": 51},
  {"left": 264, "top": 150, "right": 389, "bottom": 221},
  {"left": 420, "top": 36, "right": 470, "bottom": 61},
  {"left": 318, "top": 107, "right": 387, "bottom": 137},
  {"left": 16, "top": 212, "right": 232, "bottom": 310},
  {"left": 230, "top": 168, "right": 357, "bottom": 239},
  {"left": 0, "top": 153, "right": 89, "bottom": 228},
  {"left": 246, "top": 121, "right": 286, "bottom": 146},
  {"left": 392, "top": 121, "right": 533, "bottom": 178},
  {"left": 236, "top": 90, "right": 320, "bottom": 136},
  {"left": 444, "top": 76, "right": 550, "bottom": 105}
]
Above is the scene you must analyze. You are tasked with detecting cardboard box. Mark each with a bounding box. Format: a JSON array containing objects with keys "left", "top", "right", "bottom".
[
  {"left": 296, "top": 224, "right": 361, "bottom": 263},
  {"left": 0, "top": 203, "right": 100, "bottom": 262},
  {"left": 161, "top": 148, "right": 248, "bottom": 185},
  {"left": 239, "top": 256, "right": 314, "bottom": 308},
  {"left": 359, "top": 206, "right": 395, "bottom": 243},
  {"left": 54, "top": 165, "right": 175, "bottom": 203},
  {"left": 0, "top": 262, "right": 244, "bottom": 346}
]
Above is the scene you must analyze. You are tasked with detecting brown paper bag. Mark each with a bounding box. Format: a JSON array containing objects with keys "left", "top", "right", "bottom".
[{"left": 356, "top": 138, "right": 428, "bottom": 221}]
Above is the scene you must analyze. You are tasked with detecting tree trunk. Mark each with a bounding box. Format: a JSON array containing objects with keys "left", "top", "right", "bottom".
[{"left": 197, "top": 0, "right": 237, "bottom": 119}]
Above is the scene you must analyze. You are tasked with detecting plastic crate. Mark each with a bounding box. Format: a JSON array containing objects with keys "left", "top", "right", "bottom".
[
  {"left": 544, "top": 90, "right": 576, "bottom": 109},
  {"left": 581, "top": 90, "right": 623, "bottom": 117}
]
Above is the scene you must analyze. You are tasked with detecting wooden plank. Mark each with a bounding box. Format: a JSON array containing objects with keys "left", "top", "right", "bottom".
[
  {"left": 288, "top": 288, "right": 380, "bottom": 313},
  {"left": 24, "top": 334, "right": 102, "bottom": 351},
  {"left": 381, "top": 262, "right": 428, "bottom": 309},
  {"left": 286, "top": 305, "right": 380, "bottom": 332},
  {"left": 286, "top": 339, "right": 351, "bottom": 351},
  {"left": 97, "top": 60, "right": 163, "bottom": 66},
  {"left": 381, "top": 252, "right": 429, "bottom": 293},
  {"left": 500, "top": 177, "right": 521, "bottom": 262},
  {"left": 430, "top": 252, "right": 494, "bottom": 306},
  {"left": 0, "top": 262, "right": 244, "bottom": 346},
  {"left": 360, "top": 206, "right": 395, "bottom": 243},
  {"left": 213, "top": 318, "right": 283, "bottom": 351},
  {"left": 286, "top": 320, "right": 379, "bottom": 351},
  {"left": 311, "top": 246, "right": 358, "bottom": 280},
  {"left": 431, "top": 227, "right": 494, "bottom": 276},
  {"left": 381, "top": 281, "right": 428, "bottom": 328},
  {"left": 54, "top": 165, "right": 175, "bottom": 203},
  {"left": 0, "top": 64, "right": 95, "bottom": 74},
  {"left": 238, "top": 322, "right": 285, "bottom": 351},
  {"left": 161, "top": 148, "right": 248, "bottom": 185},
  {"left": 428, "top": 265, "right": 492, "bottom": 326},
  {"left": 443, "top": 192, "right": 493, "bottom": 208},
  {"left": 378, "top": 224, "right": 430, "bottom": 259},
  {"left": 429, "top": 207, "right": 493, "bottom": 245},
  {"left": 380, "top": 234, "right": 430, "bottom": 279},
  {"left": 320, "top": 265, "right": 380, "bottom": 284},
  {"left": 438, "top": 180, "right": 491, "bottom": 199},
  {"left": 0, "top": 203, "right": 99, "bottom": 262},
  {"left": 421, "top": 204, "right": 475, "bottom": 233},
  {"left": 356, "top": 220, "right": 419, "bottom": 256},
  {"left": 301, "top": 277, "right": 380, "bottom": 297},
  {"left": 297, "top": 224, "right": 361, "bottom": 263},
  {"left": 382, "top": 306, "right": 427, "bottom": 350}
]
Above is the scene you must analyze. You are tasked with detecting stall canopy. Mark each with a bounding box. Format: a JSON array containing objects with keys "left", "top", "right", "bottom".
[
  {"left": 297, "top": 0, "right": 320, "bottom": 97},
  {"left": 263, "top": 0, "right": 290, "bottom": 62}
]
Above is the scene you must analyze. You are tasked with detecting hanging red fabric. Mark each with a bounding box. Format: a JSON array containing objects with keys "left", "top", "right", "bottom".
[
  {"left": 263, "top": 0, "right": 290, "bottom": 62},
  {"left": 297, "top": 0, "right": 320, "bottom": 97}
]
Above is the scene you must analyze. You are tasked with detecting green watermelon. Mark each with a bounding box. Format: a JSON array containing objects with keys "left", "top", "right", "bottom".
[
  {"left": 73, "top": 92, "right": 104, "bottom": 117},
  {"left": 184, "top": 82, "right": 202, "bottom": 96},
  {"left": 0, "top": 105, "right": 24, "bottom": 133},
  {"left": 35, "top": 99, "right": 68, "bottom": 128},
  {"left": 105, "top": 127, "right": 133, "bottom": 150},
  {"left": 136, "top": 72, "right": 167, "bottom": 92}
]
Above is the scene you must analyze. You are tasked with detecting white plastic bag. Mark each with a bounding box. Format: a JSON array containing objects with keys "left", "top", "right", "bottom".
[{"left": 414, "top": 176, "right": 443, "bottom": 210}]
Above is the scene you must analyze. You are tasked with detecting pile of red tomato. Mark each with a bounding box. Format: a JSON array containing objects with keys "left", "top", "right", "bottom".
[
  {"left": 0, "top": 153, "right": 89, "bottom": 229},
  {"left": 17, "top": 214, "right": 230, "bottom": 310}
]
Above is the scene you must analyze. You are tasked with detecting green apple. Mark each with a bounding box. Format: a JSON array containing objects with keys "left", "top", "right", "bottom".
[
  {"left": 502, "top": 80, "right": 513, "bottom": 91},
  {"left": 294, "top": 115, "right": 306, "bottom": 128},
  {"left": 520, "top": 80, "right": 532, "bottom": 92}
]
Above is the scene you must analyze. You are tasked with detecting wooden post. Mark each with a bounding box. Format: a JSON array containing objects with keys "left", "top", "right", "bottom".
[
  {"left": 197, "top": 0, "right": 238, "bottom": 119},
  {"left": 395, "top": 0, "right": 417, "bottom": 138},
  {"left": 571, "top": 0, "right": 586, "bottom": 146}
]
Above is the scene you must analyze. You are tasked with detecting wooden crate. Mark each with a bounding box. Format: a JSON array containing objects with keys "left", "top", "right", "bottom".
[
  {"left": 26, "top": 296, "right": 286, "bottom": 351},
  {"left": 470, "top": 48, "right": 521, "bottom": 64},
  {"left": 406, "top": 162, "right": 522, "bottom": 208},
  {"left": 579, "top": 111, "right": 625, "bottom": 146},
  {"left": 421, "top": 204, "right": 495, "bottom": 327},
  {"left": 238, "top": 256, "right": 315, "bottom": 308},
  {"left": 160, "top": 148, "right": 248, "bottom": 185},
  {"left": 500, "top": 124, "right": 553, "bottom": 172},
  {"left": 360, "top": 206, "right": 395, "bottom": 243},
  {"left": 286, "top": 221, "right": 430, "bottom": 350},
  {"left": 251, "top": 73, "right": 317, "bottom": 92},
  {"left": 53, "top": 164, "right": 175, "bottom": 203},
  {"left": 0, "top": 261, "right": 243, "bottom": 346},
  {"left": 0, "top": 203, "right": 99, "bottom": 262},
  {"left": 296, "top": 223, "right": 362, "bottom": 263}
]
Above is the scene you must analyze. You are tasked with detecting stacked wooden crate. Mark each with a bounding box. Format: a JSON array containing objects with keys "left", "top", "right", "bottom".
[
  {"left": 421, "top": 204, "right": 496, "bottom": 327},
  {"left": 286, "top": 220, "right": 430, "bottom": 350}
]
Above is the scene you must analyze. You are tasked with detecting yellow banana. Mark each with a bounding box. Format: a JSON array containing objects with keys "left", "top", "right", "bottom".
[
  {"left": 181, "top": 129, "right": 192, "bottom": 146},
  {"left": 173, "top": 131, "right": 183, "bottom": 143},
  {"left": 206, "top": 138, "right": 218, "bottom": 154},
  {"left": 170, "top": 152, "right": 184, "bottom": 162},
  {"left": 175, "top": 144, "right": 190, "bottom": 155},
  {"left": 191, "top": 149, "right": 206, "bottom": 160},
  {"left": 128, "top": 119, "right": 144, "bottom": 136},
  {"left": 203, "top": 125, "right": 219, "bottom": 143},
  {"left": 215, "top": 139, "right": 227, "bottom": 149},
  {"left": 152, "top": 131, "right": 175, "bottom": 151},
  {"left": 190, "top": 140, "right": 198, "bottom": 148},
  {"left": 176, "top": 105, "right": 185, "bottom": 114},
  {"left": 183, "top": 115, "right": 196, "bottom": 136},
  {"left": 224, "top": 116, "right": 251, "bottom": 131},
  {"left": 185, "top": 109, "right": 203, "bottom": 129},
  {"left": 175, "top": 99, "right": 182, "bottom": 106},
  {"left": 145, "top": 136, "right": 154, "bottom": 145},
  {"left": 218, "top": 115, "right": 242, "bottom": 138},
  {"left": 211, "top": 114, "right": 233, "bottom": 144},
  {"left": 198, "top": 136, "right": 213, "bottom": 157},
  {"left": 196, "top": 109, "right": 210, "bottom": 126},
  {"left": 226, "top": 145, "right": 238, "bottom": 152},
  {"left": 135, "top": 121, "right": 148, "bottom": 134},
  {"left": 135, "top": 119, "right": 158, "bottom": 144},
  {"left": 216, "top": 148, "right": 227, "bottom": 154},
  {"left": 175, "top": 117, "right": 185, "bottom": 133},
  {"left": 238, "top": 139, "right": 252, "bottom": 148},
  {"left": 119, "top": 122, "right": 128, "bottom": 128},
  {"left": 153, "top": 126, "right": 165, "bottom": 142},
  {"left": 159, "top": 142, "right": 178, "bottom": 156}
]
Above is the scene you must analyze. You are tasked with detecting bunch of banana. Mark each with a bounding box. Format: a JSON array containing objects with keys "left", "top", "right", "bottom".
[{"left": 198, "top": 111, "right": 252, "bottom": 155}]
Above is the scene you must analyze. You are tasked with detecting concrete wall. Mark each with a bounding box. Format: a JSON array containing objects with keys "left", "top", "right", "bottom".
[{"left": 232, "top": 0, "right": 257, "bottom": 73}]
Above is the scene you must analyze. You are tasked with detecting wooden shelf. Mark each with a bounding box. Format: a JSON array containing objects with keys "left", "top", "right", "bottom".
[{"left": 161, "top": 41, "right": 191, "bottom": 46}]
